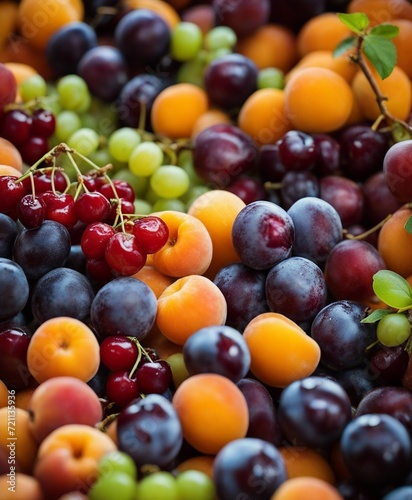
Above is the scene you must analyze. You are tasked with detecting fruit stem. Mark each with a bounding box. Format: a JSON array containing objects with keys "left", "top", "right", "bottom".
[
  {"left": 344, "top": 214, "right": 392, "bottom": 240},
  {"left": 128, "top": 338, "right": 154, "bottom": 379},
  {"left": 97, "top": 412, "right": 120, "bottom": 432}
]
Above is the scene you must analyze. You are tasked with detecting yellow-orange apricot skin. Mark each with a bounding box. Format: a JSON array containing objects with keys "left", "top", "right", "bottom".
[
  {"left": 279, "top": 447, "right": 336, "bottom": 484},
  {"left": 172, "top": 373, "right": 249, "bottom": 455},
  {"left": 271, "top": 476, "right": 344, "bottom": 500},
  {"left": 0, "top": 473, "right": 44, "bottom": 500},
  {"left": 243, "top": 312, "right": 321, "bottom": 388}
]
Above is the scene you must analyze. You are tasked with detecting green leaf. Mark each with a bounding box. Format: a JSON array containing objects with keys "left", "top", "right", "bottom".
[
  {"left": 363, "top": 35, "right": 397, "bottom": 79},
  {"left": 405, "top": 216, "right": 412, "bottom": 235},
  {"left": 361, "top": 309, "right": 393, "bottom": 323},
  {"left": 337, "top": 12, "right": 370, "bottom": 33},
  {"left": 369, "top": 24, "right": 399, "bottom": 39},
  {"left": 373, "top": 270, "right": 412, "bottom": 309},
  {"left": 333, "top": 35, "right": 357, "bottom": 57}
]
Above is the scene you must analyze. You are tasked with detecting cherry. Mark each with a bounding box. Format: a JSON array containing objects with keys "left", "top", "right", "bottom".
[
  {"left": 106, "top": 370, "right": 141, "bottom": 408},
  {"left": 0, "top": 176, "right": 25, "bottom": 213},
  {"left": 86, "top": 257, "right": 114, "bottom": 283},
  {"left": 135, "top": 360, "right": 173, "bottom": 395},
  {"left": 40, "top": 191, "right": 78, "bottom": 228},
  {"left": 31, "top": 108, "right": 56, "bottom": 138},
  {"left": 226, "top": 175, "right": 267, "bottom": 205},
  {"left": 81, "top": 222, "right": 115, "bottom": 259},
  {"left": 0, "top": 326, "right": 35, "bottom": 391},
  {"left": 132, "top": 215, "right": 169, "bottom": 254},
  {"left": 81, "top": 174, "right": 98, "bottom": 192},
  {"left": 20, "top": 136, "right": 49, "bottom": 165},
  {"left": 105, "top": 232, "right": 147, "bottom": 276},
  {"left": 75, "top": 191, "right": 110, "bottom": 224},
  {"left": 17, "top": 194, "right": 47, "bottom": 228},
  {"left": 106, "top": 199, "right": 135, "bottom": 225},
  {"left": 277, "top": 129, "right": 319, "bottom": 171},
  {"left": 99, "top": 179, "right": 135, "bottom": 203},
  {"left": 0, "top": 109, "right": 32, "bottom": 146},
  {"left": 100, "top": 336, "right": 139, "bottom": 372},
  {"left": 22, "top": 170, "right": 68, "bottom": 195}
]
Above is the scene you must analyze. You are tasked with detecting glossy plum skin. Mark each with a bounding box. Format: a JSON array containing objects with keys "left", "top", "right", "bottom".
[
  {"left": 0, "top": 258, "right": 29, "bottom": 321},
  {"left": 213, "top": 0, "right": 271, "bottom": 37},
  {"left": 232, "top": 200, "right": 295, "bottom": 270},
  {"left": 383, "top": 139, "right": 412, "bottom": 203}
]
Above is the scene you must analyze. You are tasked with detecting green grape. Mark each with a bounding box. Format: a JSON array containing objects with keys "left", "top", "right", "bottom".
[
  {"left": 204, "top": 26, "right": 237, "bottom": 51},
  {"left": 134, "top": 472, "right": 177, "bottom": 500},
  {"left": 178, "top": 149, "right": 205, "bottom": 186},
  {"left": 19, "top": 74, "right": 47, "bottom": 102},
  {"left": 113, "top": 169, "right": 150, "bottom": 198},
  {"left": 89, "top": 471, "right": 137, "bottom": 500},
  {"left": 166, "top": 352, "right": 190, "bottom": 388},
  {"left": 152, "top": 198, "right": 186, "bottom": 212},
  {"left": 67, "top": 127, "right": 100, "bottom": 156},
  {"left": 175, "top": 470, "right": 216, "bottom": 500},
  {"left": 176, "top": 58, "right": 205, "bottom": 87},
  {"left": 109, "top": 127, "right": 141, "bottom": 163},
  {"left": 98, "top": 450, "right": 137, "bottom": 479},
  {"left": 257, "top": 67, "right": 285, "bottom": 90},
  {"left": 377, "top": 313, "right": 411, "bottom": 347},
  {"left": 206, "top": 47, "right": 232, "bottom": 64},
  {"left": 129, "top": 141, "right": 164, "bottom": 177},
  {"left": 171, "top": 22, "right": 203, "bottom": 62},
  {"left": 55, "top": 110, "right": 82, "bottom": 142},
  {"left": 75, "top": 89, "right": 92, "bottom": 113},
  {"left": 134, "top": 198, "right": 153, "bottom": 215},
  {"left": 57, "top": 74, "right": 91, "bottom": 112},
  {"left": 89, "top": 148, "right": 112, "bottom": 168},
  {"left": 182, "top": 185, "right": 211, "bottom": 209},
  {"left": 150, "top": 165, "right": 190, "bottom": 199}
]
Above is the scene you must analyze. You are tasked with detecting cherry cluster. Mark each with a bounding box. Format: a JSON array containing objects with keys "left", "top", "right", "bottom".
[
  {"left": 100, "top": 336, "right": 173, "bottom": 409},
  {"left": 0, "top": 107, "right": 56, "bottom": 164}
]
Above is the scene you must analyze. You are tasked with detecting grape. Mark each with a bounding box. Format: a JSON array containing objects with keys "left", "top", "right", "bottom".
[
  {"left": 90, "top": 277, "right": 157, "bottom": 340},
  {"left": 117, "top": 394, "right": 183, "bottom": 469},
  {"left": 57, "top": 74, "right": 91, "bottom": 112},
  {"left": 88, "top": 471, "right": 137, "bottom": 500},
  {"left": 213, "top": 437, "right": 287, "bottom": 499},
  {"left": 212, "top": 0, "right": 271, "bottom": 37},
  {"left": 0, "top": 213, "right": 18, "bottom": 259},
  {"left": 204, "top": 26, "right": 237, "bottom": 51},
  {"left": 152, "top": 198, "right": 186, "bottom": 212},
  {"left": 134, "top": 472, "right": 177, "bottom": 500},
  {"left": 150, "top": 165, "right": 190, "bottom": 199},
  {"left": 31, "top": 267, "right": 95, "bottom": 324},
  {"left": 383, "top": 139, "right": 412, "bottom": 203},
  {"left": 171, "top": 22, "right": 203, "bottom": 62},
  {"left": 176, "top": 56, "right": 207, "bottom": 87},
  {"left": 128, "top": 141, "right": 163, "bottom": 177},
  {"left": 108, "top": 127, "right": 141, "bottom": 163},
  {"left": 67, "top": 127, "right": 100, "bottom": 156},
  {"left": 175, "top": 470, "right": 216, "bottom": 500},
  {"left": 312, "top": 133, "right": 341, "bottom": 177},
  {"left": 19, "top": 74, "right": 47, "bottom": 102},
  {"left": 98, "top": 450, "right": 137, "bottom": 479},
  {"left": 376, "top": 313, "right": 411, "bottom": 347},
  {"left": 55, "top": 110, "right": 82, "bottom": 142},
  {"left": 257, "top": 67, "right": 285, "bottom": 89},
  {"left": 0, "top": 259, "right": 29, "bottom": 321},
  {"left": 13, "top": 220, "right": 71, "bottom": 281},
  {"left": 277, "top": 129, "right": 319, "bottom": 171}
]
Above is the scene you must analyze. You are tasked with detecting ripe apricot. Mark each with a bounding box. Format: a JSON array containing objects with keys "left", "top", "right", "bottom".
[
  {"left": 377, "top": 207, "right": 412, "bottom": 278},
  {"left": 187, "top": 189, "right": 246, "bottom": 279},
  {"left": 26, "top": 316, "right": 100, "bottom": 384},
  {"left": 237, "top": 24, "right": 298, "bottom": 72},
  {"left": 390, "top": 19, "right": 412, "bottom": 79},
  {"left": 151, "top": 83, "right": 209, "bottom": 139},
  {"left": 271, "top": 476, "right": 344, "bottom": 500},
  {"left": 348, "top": 0, "right": 412, "bottom": 24},
  {"left": 351, "top": 65, "right": 411, "bottom": 122},
  {"left": 296, "top": 12, "right": 351, "bottom": 58},
  {"left": 175, "top": 455, "right": 215, "bottom": 479},
  {"left": 151, "top": 210, "right": 213, "bottom": 277},
  {"left": 156, "top": 274, "right": 227, "bottom": 345},
  {"left": 0, "top": 2, "right": 18, "bottom": 50},
  {"left": 1, "top": 45, "right": 53, "bottom": 81},
  {"left": 0, "top": 164, "right": 23, "bottom": 177},
  {"left": 191, "top": 109, "right": 232, "bottom": 139},
  {"left": 131, "top": 265, "right": 175, "bottom": 298},
  {"left": 125, "top": 0, "right": 180, "bottom": 28},
  {"left": 172, "top": 373, "right": 249, "bottom": 454},
  {"left": 237, "top": 88, "right": 292, "bottom": 145},
  {"left": 0, "top": 381, "right": 8, "bottom": 408},
  {"left": 284, "top": 67, "right": 354, "bottom": 133},
  {"left": 18, "top": 0, "right": 84, "bottom": 50},
  {"left": 15, "top": 387, "right": 37, "bottom": 411},
  {"left": 243, "top": 312, "right": 321, "bottom": 388},
  {"left": 0, "top": 473, "right": 43, "bottom": 500},
  {"left": 279, "top": 447, "right": 336, "bottom": 485},
  {"left": 0, "top": 137, "right": 23, "bottom": 172}
]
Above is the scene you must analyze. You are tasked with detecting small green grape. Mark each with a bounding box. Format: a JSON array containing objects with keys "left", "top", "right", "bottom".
[
  {"left": 67, "top": 127, "right": 100, "bottom": 156},
  {"left": 152, "top": 198, "right": 186, "bottom": 213},
  {"left": 113, "top": 169, "right": 149, "bottom": 198},
  {"left": 176, "top": 58, "right": 206, "bottom": 87},
  {"left": 166, "top": 352, "right": 190, "bottom": 389},
  {"left": 129, "top": 141, "right": 164, "bottom": 177},
  {"left": 55, "top": 110, "right": 82, "bottom": 142},
  {"left": 175, "top": 470, "right": 216, "bottom": 500},
  {"left": 89, "top": 471, "right": 137, "bottom": 500},
  {"left": 134, "top": 472, "right": 177, "bottom": 500},
  {"left": 109, "top": 127, "right": 141, "bottom": 163},
  {"left": 133, "top": 198, "right": 153, "bottom": 215},
  {"left": 150, "top": 165, "right": 190, "bottom": 199},
  {"left": 19, "top": 74, "right": 47, "bottom": 102},
  {"left": 257, "top": 67, "right": 285, "bottom": 90},
  {"left": 171, "top": 22, "right": 203, "bottom": 62},
  {"left": 204, "top": 26, "right": 237, "bottom": 51},
  {"left": 377, "top": 313, "right": 411, "bottom": 347},
  {"left": 57, "top": 74, "right": 91, "bottom": 112},
  {"left": 98, "top": 450, "right": 137, "bottom": 479}
]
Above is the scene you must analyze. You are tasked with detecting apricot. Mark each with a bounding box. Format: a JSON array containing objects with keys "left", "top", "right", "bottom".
[
  {"left": 279, "top": 447, "right": 336, "bottom": 484},
  {"left": 0, "top": 164, "right": 24, "bottom": 177},
  {"left": 131, "top": 265, "right": 175, "bottom": 298},
  {"left": 188, "top": 189, "right": 246, "bottom": 279},
  {"left": 172, "top": 373, "right": 249, "bottom": 454},
  {"left": 243, "top": 312, "right": 321, "bottom": 388},
  {"left": 0, "top": 138, "right": 23, "bottom": 172},
  {"left": 151, "top": 210, "right": 213, "bottom": 278},
  {"left": 390, "top": 19, "right": 412, "bottom": 79},
  {"left": 26, "top": 316, "right": 100, "bottom": 384},
  {"left": 191, "top": 109, "right": 232, "bottom": 139},
  {"left": 125, "top": 0, "right": 180, "bottom": 28},
  {"left": 15, "top": 387, "right": 37, "bottom": 411},
  {"left": 174, "top": 455, "right": 215, "bottom": 479},
  {"left": 156, "top": 274, "right": 227, "bottom": 345},
  {"left": 0, "top": 473, "right": 44, "bottom": 500},
  {"left": 0, "top": 2, "right": 18, "bottom": 51},
  {"left": 271, "top": 476, "right": 344, "bottom": 500},
  {"left": 0, "top": 381, "right": 8, "bottom": 408},
  {"left": 348, "top": 0, "right": 412, "bottom": 24},
  {"left": 0, "top": 407, "right": 38, "bottom": 474}
]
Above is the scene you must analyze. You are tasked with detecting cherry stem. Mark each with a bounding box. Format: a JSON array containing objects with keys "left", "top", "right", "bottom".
[
  {"left": 343, "top": 214, "right": 392, "bottom": 240},
  {"left": 97, "top": 412, "right": 120, "bottom": 432},
  {"left": 128, "top": 338, "right": 154, "bottom": 379}
]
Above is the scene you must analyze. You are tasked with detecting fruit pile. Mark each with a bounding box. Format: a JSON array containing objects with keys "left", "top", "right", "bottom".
[{"left": 2, "top": 0, "right": 412, "bottom": 498}]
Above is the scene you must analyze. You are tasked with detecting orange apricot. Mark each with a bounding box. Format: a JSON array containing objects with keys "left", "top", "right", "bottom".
[
  {"left": 237, "top": 24, "right": 298, "bottom": 72},
  {"left": 124, "top": 0, "right": 180, "bottom": 28},
  {"left": 271, "top": 476, "right": 344, "bottom": 500},
  {"left": 131, "top": 265, "right": 175, "bottom": 298},
  {"left": 3, "top": 62, "right": 37, "bottom": 87},
  {"left": 142, "top": 323, "right": 183, "bottom": 359},
  {"left": 237, "top": 88, "right": 292, "bottom": 145},
  {"left": 351, "top": 64, "right": 412, "bottom": 122},
  {"left": 296, "top": 12, "right": 351, "bottom": 58},
  {"left": 187, "top": 189, "right": 246, "bottom": 279},
  {"left": 279, "top": 447, "right": 336, "bottom": 485},
  {"left": 156, "top": 274, "right": 227, "bottom": 345},
  {"left": 0, "top": 137, "right": 23, "bottom": 172},
  {"left": 172, "top": 373, "right": 249, "bottom": 455},
  {"left": 390, "top": 19, "right": 412, "bottom": 79},
  {"left": 0, "top": 164, "right": 23, "bottom": 177},
  {"left": 26, "top": 316, "right": 100, "bottom": 384},
  {"left": 0, "top": 2, "right": 18, "bottom": 50},
  {"left": 0, "top": 407, "right": 39, "bottom": 474},
  {"left": 191, "top": 109, "right": 232, "bottom": 139},
  {"left": 0, "top": 381, "right": 8, "bottom": 408},
  {"left": 17, "top": 0, "right": 84, "bottom": 51},
  {"left": 1, "top": 45, "right": 53, "bottom": 81},
  {"left": 284, "top": 67, "right": 354, "bottom": 133},
  {"left": 151, "top": 210, "right": 213, "bottom": 277},
  {"left": 347, "top": 0, "right": 412, "bottom": 24},
  {"left": 175, "top": 455, "right": 215, "bottom": 479},
  {"left": 0, "top": 473, "right": 44, "bottom": 500},
  {"left": 377, "top": 207, "right": 412, "bottom": 277},
  {"left": 15, "top": 387, "right": 37, "bottom": 411},
  {"left": 151, "top": 83, "right": 209, "bottom": 139},
  {"left": 243, "top": 312, "right": 321, "bottom": 388}
]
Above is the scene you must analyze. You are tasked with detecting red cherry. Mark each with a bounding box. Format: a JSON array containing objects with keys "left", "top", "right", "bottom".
[
  {"left": 99, "top": 179, "right": 135, "bottom": 203},
  {"left": 31, "top": 108, "right": 56, "bottom": 138},
  {"left": 105, "top": 232, "right": 147, "bottom": 276},
  {"left": 86, "top": 257, "right": 114, "bottom": 284},
  {"left": 0, "top": 176, "right": 25, "bottom": 212},
  {"left": 40, "top": 191, "right": 78, "bottom": 228},
  {"left": 17, "top": 194, "right": 47, "bottom": 228},
  {"left": 81, "top": 222, "right": 115, "bottom": 259},
  {"left": 100, "top": 336, "right": 139, "bottom": 372},
  {"left": 20, "top": 136, "right": 49, "bottom": 165},
  {"left": 22, "top": 170, "right": 68, "bottom": 195},
  {"left": 106, "top": 199, "right": 135, "bottom": 225},
  {"left": 106, "top": 370, "right": 141, "bottom": 408},
  {"left": 132, "top": 215, "right": 169, "bottom": 254},
  {"left": 135, "top": 360, "right": 173, "bottom": 395},
  {"left": 75, "top": 191, "right": 111, "bottom": 224}
]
